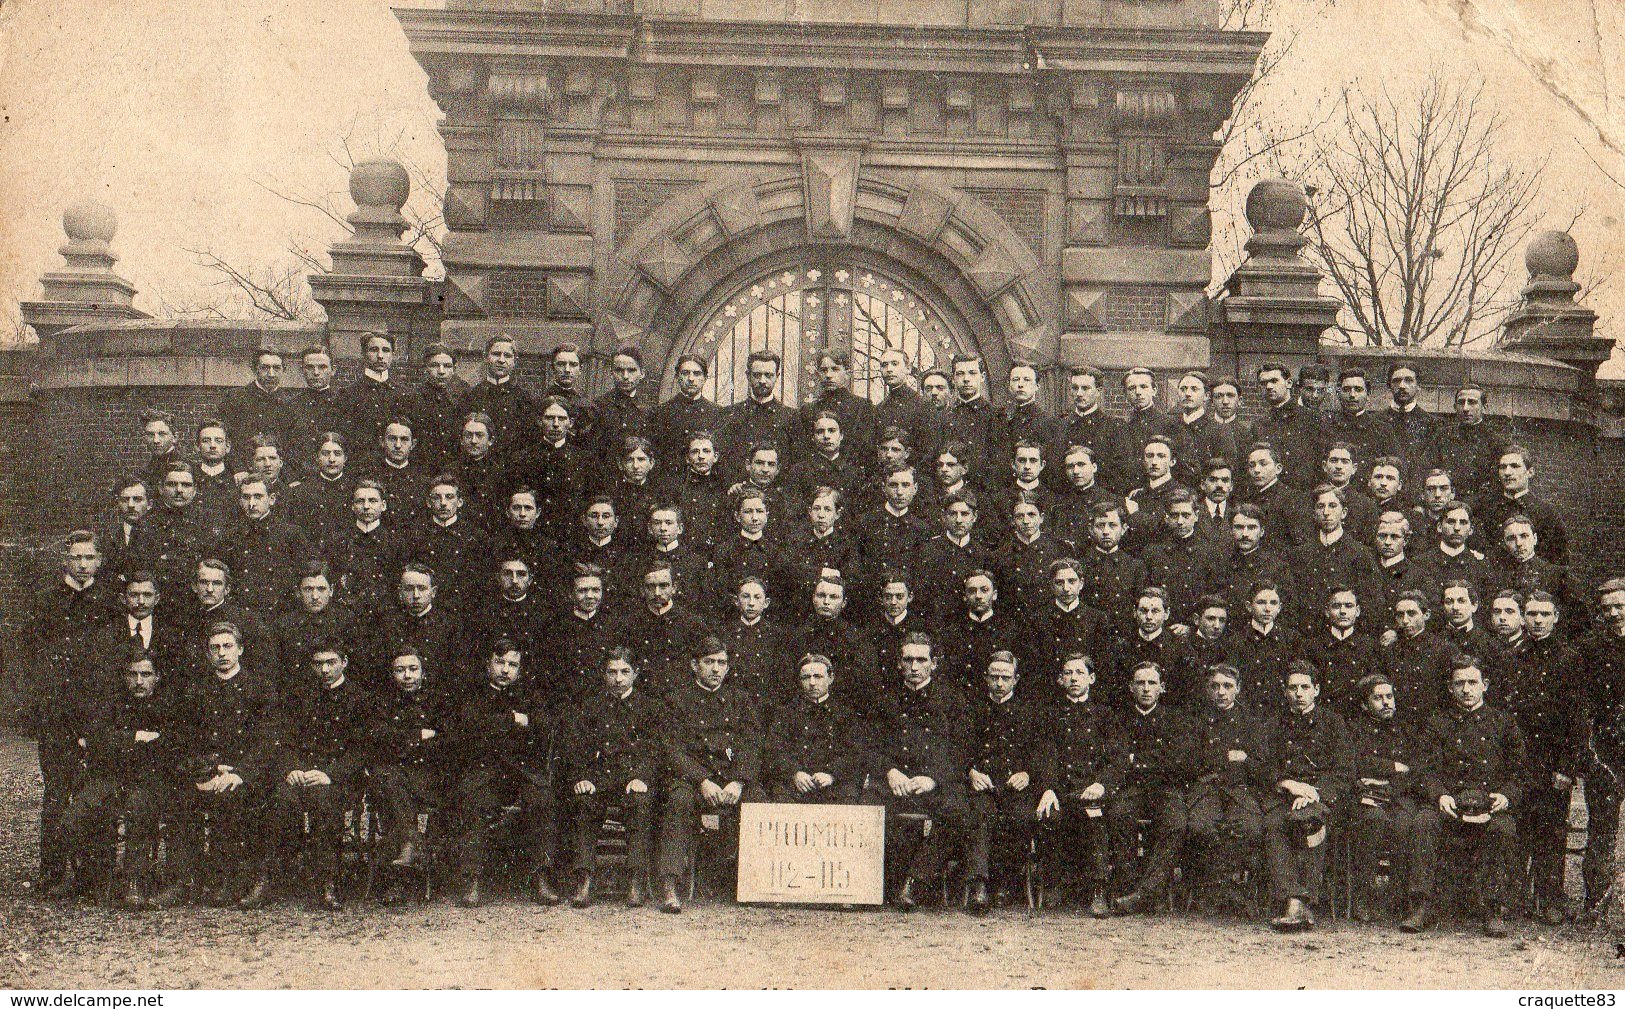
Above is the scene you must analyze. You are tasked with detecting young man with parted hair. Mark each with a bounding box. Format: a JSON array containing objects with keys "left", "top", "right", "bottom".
[
  {"left": 270, "top": 561, "right": 359, "bottom": 701},
  {"left": 1120, "top": 367, "right": 1193, "bottom": 486},
  {"left": 1502, "top": 589, "right": 1584, "bottom": 923},
  {"left": 333, "top": 332, "right": 402, "bottom": 462},
  {"left": 660, "top": 430, "right": 728, "bottom": 554},
  {"left": 136, "top": 406, "right": 186, "bottom": 500},
  {"left": 937, "top": 568, "right": 1024, "bottom": 694},
  {"left": 719, "top": 574, "right": 791, "bottom": 714},
  {"left": 865, "top": 631, "right": 973, "bottom": 912},
  {"left": 1240, "top": 441, "right": 1312, "bottom": 550},
  {"left": 717, "top": 349, "right": 796, "bottom": 480},
  {"left": 617, "top": 560, "right": 712, "bottom": 698},
  {"left": 217, "top": 348, "right": 300, "bottom": 476},
  {"left": 376, "top": 563, "right": 462, "bottom": 694},
  {"left": 403, "top": 341, "right": 468, "bottom": 472},
  {"left": 763, "top": 652, "right": 867, "bottom": 806},
  {"left": 592, "top": 344, "right": 652, "bottom": 464},
  {"left": 449, "top": 411, "right": 505, "bottom": 531},
  {"left": 1324, "top": 367, "right": 1397, "bottom": 474},
  {"left": 1381, "top": 359, "right": 1442, "bottom": 488},
  {"left": 1301, "top": 586, "right": 1382, "bottom": 715},
  {"left": 1292, "top": 483, "right": 1382, "bottom": 625},
  {"left": 802, "top": 348, "right": 877, "bottom": 459},
  {"left": 1251, "top": 361, "right": 1324, "bottom": 491},
  {"left": 1380, "top": 590, "right": 1455, "bottom": 717},
  {"left": 1493, "top": 513, "right": 1586, "bottom": 635},
  {"left": 406, "top": 472, "right": 489, "bottom": 620},
  {"left": 1141, "top": 487, "right": 1225, "bottom": 625},
  {"left": 650, "top": 353, "right": 721, "bottom": 466},
  {"left": 176, "top": 620, "right": 282, "bottom": 908},
  {"left": 192, "top": 418, "right": 239, "bottom": 541},
  {"left": 1371, "top": 510, "right": 1438, "bottom": 612},
  {"left": 873, "top": 346, "right": 937, "bottom": 462},
  {"left": 526, "top": 395, "right": 588, "bottom": 549},
  {"left": 1035, "top": 652, "right": 1120, "bottom": 916},
  {"left": 254, "top": 639, "right": 368, "bottom": 910},
  {"left": 101, "top": 474, "right": 156, "bottom": 584},
  {"left": 1106, "top": 661, "right": 1193, "bottom": 916},
  {"left": 1106, "top": 587, "right": 1197, "bottom": 706},
  {"left": 1024, "top": 556, "right": 1111, "bottom": 683},
  {"left": 550, "top": 563, "right": 622, "bottom": 702},
  {"left": 1057, "top": 366, "right": 1129, "bottom": 492},
  {"left": 941, "top": 353, "right": 998, "bottom": 478},
  {"left": 451, "top": 636, "right": 561, "bottom": 909},
  {"left": 993, "top": 361, "right": 1056, "bottom": 475},
  {"left": 1475, "top": 445, "right": 1570, "bottom": 569},
  {"left": 1417, "top": 498, "right": 1491, "bottom": 603},
  {"left": 1435, "top": 383, "right": 1507, "bottom": 501},
  {"left": 458, "top": 333, "right": 536, "bottom": 462}
]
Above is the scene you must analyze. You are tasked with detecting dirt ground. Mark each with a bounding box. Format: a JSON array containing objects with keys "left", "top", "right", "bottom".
[{"left": 0, "top": 729, "right": 1620, "bottom": 990}]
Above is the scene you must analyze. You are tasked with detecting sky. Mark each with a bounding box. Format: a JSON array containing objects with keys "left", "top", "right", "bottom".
[{"left": 0, "top": 0, "right": 1619, "bottom": 370}]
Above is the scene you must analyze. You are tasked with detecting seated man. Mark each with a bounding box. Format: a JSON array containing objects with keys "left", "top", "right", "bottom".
[
  {"left": 561, "top": 647, "right": 664, "bottom": 909},
  {"left": 62, "top": 647, "right": 190, "bottom": 910},
  {"left": 1262, "top": 660, "right": 1353, "bottom": 932},
  {"left": 1409, "top": 653, "right": 1529, "bottom": 937},
  {"left": 366, "top": 647, "right": 450, "bottom": 898},
  {"left": 1035, "top": 653, "right": 1120, "bottom": 917},
  {"left": 965, "top": 650, "right": 1043, "bottom": 914},
  {"left": 255, "top": 642, "right": 367, "bottom": 910},
  {"left": 177, "top": 621, "right": 281, "bottom": 908},
  {"left": 657, "top": 636, "right": 764, "bottom": 914},
  {"left": 452, "top": 637, "right": 560, "bottom": 908},
  {"left": 1107, "top": 662, "right": 1193, "bottom": 915},
  {"left": 1184, "top": 664, "right": 1270, "bottom": 916},
  {"left": 763, "top": 653, "right": 866, "bottom": 805},
  {"left": 864, "top": 631, "right": 973, "bottom": 912},
  {"left": 1345, "top": 673, "right": 1422, "bottom": 924}
]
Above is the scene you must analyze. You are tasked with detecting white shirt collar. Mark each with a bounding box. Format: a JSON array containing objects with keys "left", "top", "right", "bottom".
[
  {"left": 485, "top": 375, "right": 510, "bottom": 387},
  {"left": 1329, "top": 625, "right": 1354, "bottom": 641},
  {"left": 356, "top": 519, "right": 381, "bottom": 533},
  {"left": 1319, "top": 528, "right": 1344, "bottom": 546},
  {"left": 365, "top": 368, "right": 390, "bottom": 383},
  {"left": 1381, "top": 553, "right": 1405, "bottom": 568},
  {"left": 1182, "top": 408, "right": 1206, "bottom": 425},
  {"left": 740, "top": 530, "right": 763, "bottom": 542},
  {"left": 884, "top": 502, "right": 910, "bottom": 518},
  {"left": 1438, "top": 541, "right": 1465, "bottom": 557}
]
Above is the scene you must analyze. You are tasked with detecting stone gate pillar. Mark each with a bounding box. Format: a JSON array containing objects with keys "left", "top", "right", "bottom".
[
  {"left": 20, "top": 200, "right": 150, "bottom": 341},
  {"left": 1501, "top": 230, "right": 1609, "bottom": 399},
  {"left": 309, "top": 158, "right": 440, "bottom": 367},
  {"left": 1216, "top": 177, "right": 1341, "bottom": 378}
]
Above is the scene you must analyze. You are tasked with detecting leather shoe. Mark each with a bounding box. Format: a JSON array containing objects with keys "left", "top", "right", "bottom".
[
  {"left": 390, "top": 842, "right": 417, "bottom": 868},
  {"left": 895, "top": 876, "right": 920, "bottom": 912},
  {"left": 571, "top": 872, "right": 593, "bottom": 909},
  {"left": 1270, "top": 897, "right": 1311, "bottom": 931},
  {"left": 122, "top": 876, "right": 148, "bottom": 911},
  {"left": 659, "top": 876, "right": 682, "bottom": 914},
  {"left": 1092, "top": 883, "right": 1118, "bottom": 916},
  {"left": 1484, "top": 908, "right": 1510, "bottom": 938},
  {"left": 533, "top": 872, "right": 561, "bottom": 906},
  {"left": 236, "top": 874, "right": 272, "bottom": 910},
  {"left": 317, "top": 882, "right": 342, "bottom": 911},
  {"left": 44, "top": 875, "right": 78, "bottom": 901},
  {"left": 967, "top": 879, "right": 990, "bottom": 916},
  {"left": 1399, "top": 897, "right": 1431, "bottom": 933},
  {"left": 459, "top": 878, "right": 484, "bottom": 908},
  {"left": 1110, "top": 891, "right": 1143, "bottom": 917},
  {"left": 627, "top": 876, "right": 647, "bottom": 908}
]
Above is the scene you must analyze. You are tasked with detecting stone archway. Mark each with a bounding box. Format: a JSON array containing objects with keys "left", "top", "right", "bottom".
[{"left": 599, "top": 166, "right": 1057, "bottom": 397}]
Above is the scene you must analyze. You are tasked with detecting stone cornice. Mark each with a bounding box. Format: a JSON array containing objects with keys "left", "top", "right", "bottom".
[{"left": 399, "top": 9, "right": 1266, "bottom": 81}]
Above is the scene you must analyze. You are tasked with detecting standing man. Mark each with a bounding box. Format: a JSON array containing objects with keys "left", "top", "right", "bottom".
[
  {"left": 289, "top": 345, "right": 344, "bottom": 468},
  {"left": 336, "top": 332, "right": 404, "bottom": 464},
  {"left": 1057, "top": 366, "right": 1128, "bottom": 492},
  {"left": 460, "top": 335, "right": 535, "bottom": 467},
  {"left": 405, "top": 342, "right": 467, "bottom": 472},
  {"left": 1251, "top": 362, "right": 1322, "bottom": 489},
  {"left": 873, "top": 348, "right": 936, "bottom": 461},
  {"left": 650, "top": 354, "right": 721, "bottom": 467},
  {"left": 1436, "top": 384, "right": 1507, "bottom": 501},
  {"left": 941, "top": 355, "right": 999, "bottom": 481},
  {"left": 592, "top": 345, "right": 651, "bottom": 465},
  {"left": 718, "top": 350, "right": 796, "bottom": 480},
  {"left": 1581, "top": 578, "right": 1625, "bottom": 919},
  {"left": 218, "top": 349, "right": 300, "bottom": 476},
  {"left": 802, "top": 349, "right": 877, "bottom": 461},
  {"left": 1382, "top": 360, "right": 1440, "bottom": 490}
]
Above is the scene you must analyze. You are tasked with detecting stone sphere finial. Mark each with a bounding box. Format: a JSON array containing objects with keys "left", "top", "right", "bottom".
[
  {"left": 349, "top": 157, "right": 410, "bottom": 213},
  {"left": 1244, "top": 178, "right": 1308, "bottom": 233},
  {"left": 1525, "top": 230, "right": 1579, "bottom": 280},
  {"left": 62, "top": 199, "right": 118, "bottom": 245}
]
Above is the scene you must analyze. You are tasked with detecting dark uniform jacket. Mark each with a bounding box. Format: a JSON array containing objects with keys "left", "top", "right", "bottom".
[
  {"left": 856, "top": 506, "right": 932, "bottom": 576},
  {"left": 183, "top": 667, "right": 281, "bottom": 786},
  {"left": 719, "top": 616, "right": 791, "bottom": 713},
  {"left": 663, "top": 680, "right": 762, "bottom": 785},
  {"left": 1292, "top": 532, "right": 1381, "bottom": 618},
  {"left": 1225, "top": 622, "right": 1299, "bottom": 712},
  {"left": 617, "top": 603, "right": 712, "bottom": 698},
  {"left": 1189, "top": 703, "right": 1272, "bottom": 791},
  {"left": 219, "top": 514, "right": 316, "bottom": 614},
  {"left": 459, "top": 379, "right": 537, "bottom": 466},
  {"left": 271, "top": 604, "right": 359, "bottom": 696},
  {"left": 281, "top": 473, "right": 356, "bottom": 553},
  {"left": 455, "top": 679, "right": 550, "bottom": 772},
  {"left": 1582, "top": 628, "right": 1625, "bottom": 772},
  {"left": 403, "top": 378, "right": 467, "bottom": 472},
  {"left": 1346, "top": 712, "right": 1420, "bottom": 803},
  {"left": 801, "top": 387, "right": 877, "bottom": 462},
  {"left": 1500, "top": 633, "right": 1582, "bottom": 781},
  {"left": 218, "top": 381, "right": 300, "bottom": 469},
  {"left": 649, "top": 392, "right": 722, "bottom": 469},
  {"left": 1216, "top": 546, "right": 1299, "bottom": 624},
  {"left": 1056, "top": 408, "right": 1129, "bottom": 491},
  {"left": 278, "top": 677, "right": 368, "bottom": 783},
  {"left": 871, "top": 679, "right": 969, "bottom": 784},
  {"left": 1077, "top": 547, "right": 1148, "bottom": 625},
  {"left": 1141, "top": 533, "right": 1224, "bottom": 625},
  {"left": 718, "top": 397, "right": 796, "bottom": 477},
  {"left": 1252, "top": 400, "right": 1324, "bottom": 490},
  {"left": 551, "top": 608, "right": 624, "bottom": 701},
  {"left": 1473, "top": 490, "right": 1569, "bottom": 568},
  {"left": 335, "top": 374, "right": 405, "bottom": 462},
  {"left": 145, "top": 504, "right": 209, "bottom": 597},
  {"left": 873, "top": 384, "right": 937, "bottom": 461},
  {"left": 1038, "top": 696, "right": 1122, "bottom": 797},
  {"left": 591, "top": 387, "right": 651, "bottom": 463},
  {"left": 1303, "top": 629, "right": 1383, "bottom": 713},
  {"left": 787, "top": 617, "right": 881, "bottom": 710},
  {"left": 368, "top": 685, "right": 451, "bottom": 772},
  {"left": 83, "top": 686, "right": 192, "bottom": 784},
  {"left": 330, "top": 520, "right": 404, "bottom": 620},
  {"left": 1116, "top": 702, "right": 1193, "bottom": 792},
  {"left": 763, "top": 693, "right": 866, "bottom": 790},
  {"left": 1381, "top": 630, "right": 1456, "bottom": 716},
  {"left": 561, "top": 688, "right": 666, "bottom": 788},
  {"left": 967, "top": 691, "right": 1043, "bottom": 786},
  {"left": 28, "top": 579, "right": 118, "bottom": 727},
  {"left": 1417, "top": 703, "right": 1529, "bottom": 808},
  {"left": 1264, "top": 704, "right": 1353, "bottom": 806}
]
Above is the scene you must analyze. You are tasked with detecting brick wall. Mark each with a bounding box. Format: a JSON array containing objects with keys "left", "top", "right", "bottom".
[
  {"left": 484, "top": 270, "right": 549, "bottom": 317},
  {"left": 1100, "top": 286, "right": 1166, "bottom": 333},
  {"left": 613, "top": 179, "right": 695, "bottom": 247},
  {"left": 962, "top": 187, "right": 1046, "bottom": 253}
]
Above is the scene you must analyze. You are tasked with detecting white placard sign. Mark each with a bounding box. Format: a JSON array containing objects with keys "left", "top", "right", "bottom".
[{"left": 735, "top": 802, "right": 886, "bottom": 905}]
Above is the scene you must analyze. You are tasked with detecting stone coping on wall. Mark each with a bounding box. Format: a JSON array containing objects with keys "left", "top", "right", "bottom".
[
  {"left": 1318, "top": 344, "right": 1591, "bottom": 426},
  {"left": 33, "top": 319, "right": 327, "bottom": 390}
]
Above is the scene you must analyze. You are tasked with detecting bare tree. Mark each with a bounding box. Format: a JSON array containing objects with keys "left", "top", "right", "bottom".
[
  {"left": 169, "top": 106, "right": 446, "bottom": 323},
  {"left": 1297, "top": 78, "right": 1544, "bottom": 347}
]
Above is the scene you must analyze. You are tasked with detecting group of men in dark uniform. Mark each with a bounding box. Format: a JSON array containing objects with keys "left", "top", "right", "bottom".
[{"left": 25, "top": 334, "right": 1625, "bottom": 938}]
